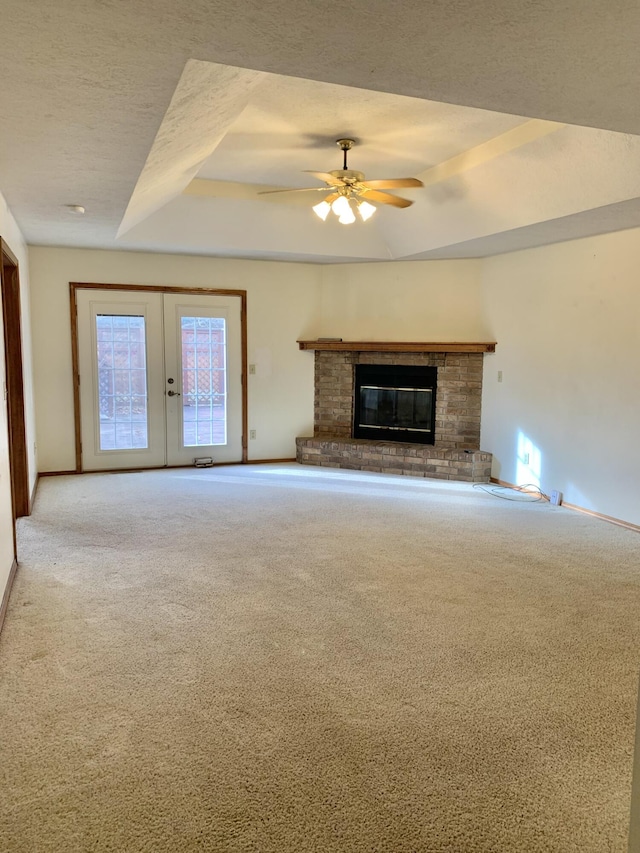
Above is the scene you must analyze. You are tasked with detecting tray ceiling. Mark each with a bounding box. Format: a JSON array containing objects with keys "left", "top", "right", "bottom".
[{"left": 1, "top": 0, "right": 640, "bottom": 263}]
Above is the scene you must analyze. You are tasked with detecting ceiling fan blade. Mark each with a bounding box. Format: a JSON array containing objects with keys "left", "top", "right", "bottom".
[
  {"left": 360, "top": 178, "right": 424, "bottom": 189},
  {"left": 325, "top": 193, "right": 340, "bottom": 204},
  {"left": 302, "top": 170, "right": 345, "bottom": 186},
  {"left": 258, "top": 186, "right": 335, "bottom": 196},
  {"left": 360, "top": 189, "right": 414, "bottom": 208}
]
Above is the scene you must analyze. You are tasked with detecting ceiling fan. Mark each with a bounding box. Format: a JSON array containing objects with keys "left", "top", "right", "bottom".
[{"left": 258, "top": 138, "right": 424, "bottom": 224}]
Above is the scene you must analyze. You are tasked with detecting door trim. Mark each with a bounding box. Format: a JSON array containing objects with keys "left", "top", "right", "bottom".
[
  {"left": 70, "top": 282, "right": 248, "bottom": 473},
  {"left": 1, "top": 239, "right": 29, "bottom": 530}
]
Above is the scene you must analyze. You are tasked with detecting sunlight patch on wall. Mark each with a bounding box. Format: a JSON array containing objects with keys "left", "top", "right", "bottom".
[{"left": 516, "top": 430, "right": 541, "bottom": 488}]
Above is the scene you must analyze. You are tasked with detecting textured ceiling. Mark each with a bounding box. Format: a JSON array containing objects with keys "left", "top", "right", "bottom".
[{"left": 1, "top": 0, "right": 640, "bottom": 263}]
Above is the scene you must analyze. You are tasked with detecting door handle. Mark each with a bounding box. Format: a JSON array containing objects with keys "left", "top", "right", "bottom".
[{"left": 167, "top": 390, "right": 181, "bottom": 397}]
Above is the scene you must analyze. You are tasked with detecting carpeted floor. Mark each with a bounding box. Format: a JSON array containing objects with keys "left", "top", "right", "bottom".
[{"left": 0, "top": 464, "right": 639, "bottom": 852}]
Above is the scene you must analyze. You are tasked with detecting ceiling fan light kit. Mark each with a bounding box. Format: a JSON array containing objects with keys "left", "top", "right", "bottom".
[
  {"left": 312, "top": 195, "right": 377, "bottom": 224},
  {"left": 259, "top": 138, "right": 423, "bottom": 225}
]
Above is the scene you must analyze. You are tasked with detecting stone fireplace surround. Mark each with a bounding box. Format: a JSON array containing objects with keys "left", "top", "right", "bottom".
[{"left": 295, "top": 341, "right": 495, "bottom": 482}]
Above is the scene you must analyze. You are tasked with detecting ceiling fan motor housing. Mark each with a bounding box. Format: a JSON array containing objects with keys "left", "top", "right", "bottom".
[{"left": 330, "top": 169, "right": 365, "bottom": 185}]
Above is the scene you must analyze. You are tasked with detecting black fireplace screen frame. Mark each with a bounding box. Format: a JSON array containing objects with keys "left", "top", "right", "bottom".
[{"left": 353, "top": 364, "right": 437, "bottom": 445}]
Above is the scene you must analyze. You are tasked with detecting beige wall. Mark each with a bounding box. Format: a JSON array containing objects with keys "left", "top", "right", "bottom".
[
  {"left": 0, "top": 192, "right": 37, "bottom": 597},
  {"left": 28, "top": 251, "right": 488, "bottom": 476},
  {"left": 28, "top": 247, "right": 322, "bottom": 471},
  {"left": 318, "top": 260, "right": 488, "bottom": 340},
  {"left": 480, "top": 228, "right": 640, "bottom": 527}
]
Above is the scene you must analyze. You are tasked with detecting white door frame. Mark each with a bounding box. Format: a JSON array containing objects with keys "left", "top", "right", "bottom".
[{"left": 70, "top": 283, "right": 248, "bottom": 472}]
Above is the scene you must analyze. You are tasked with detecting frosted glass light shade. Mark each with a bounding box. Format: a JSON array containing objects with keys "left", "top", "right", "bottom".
[
  {"left": 338, "top": 206, "right": 356, "bottom": 224},
  {"left": 358, "top": 201, "right": 376, "bottom": 221},
  {"left": 331, "top": 196, "right": 350, "bottom": 217},
  {"left": 312, "top": 200, "right": 331, "bottom": 220}
]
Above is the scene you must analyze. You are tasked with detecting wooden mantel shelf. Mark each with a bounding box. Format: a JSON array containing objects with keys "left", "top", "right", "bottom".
[{"left": 297, "top": 340, "right": 497, "bottom": 353}]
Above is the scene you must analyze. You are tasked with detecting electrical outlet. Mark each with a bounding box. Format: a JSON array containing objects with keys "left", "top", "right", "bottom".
[
  {"left": 249, "top": 429, "right": 256, "bottom": 440},
  {"left": 523, "top": 452, "right": 530, "bottom": 465}
]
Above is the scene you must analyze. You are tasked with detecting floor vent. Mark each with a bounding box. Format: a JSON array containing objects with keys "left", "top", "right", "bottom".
[{"left": 194, "top": 457, "right": 214, "bottom": 468}]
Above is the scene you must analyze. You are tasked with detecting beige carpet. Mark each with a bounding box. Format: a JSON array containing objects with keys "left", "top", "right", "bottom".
[{"left": 1, "top": 464, "right": 639, "bottom": 852}]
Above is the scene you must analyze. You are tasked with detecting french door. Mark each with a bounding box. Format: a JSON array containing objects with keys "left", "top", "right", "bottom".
[{"left": 76, "top": 289, "right": 243, "bottom": 471}]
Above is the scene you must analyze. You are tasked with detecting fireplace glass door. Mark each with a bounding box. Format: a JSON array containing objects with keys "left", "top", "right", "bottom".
[
  {"left": 353, "top": 364, "right": 437, "bottom": 444},
  {"left": 360, "top": 385, "right": 433, "bottom": 433}
]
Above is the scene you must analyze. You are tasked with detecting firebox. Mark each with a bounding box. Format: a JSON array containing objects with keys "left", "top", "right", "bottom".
[{"left": 353, "top": 364, "right": 437, "bottom": 445}]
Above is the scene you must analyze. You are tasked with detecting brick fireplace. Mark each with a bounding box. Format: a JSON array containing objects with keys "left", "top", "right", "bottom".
[{"left": 295, "top": 341, "right": 496, "bottom": 482}]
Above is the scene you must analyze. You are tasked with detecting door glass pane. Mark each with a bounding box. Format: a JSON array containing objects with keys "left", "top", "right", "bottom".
[
  {"left": 96, "top": 315, "right": 148, "bottom": 450},
  {"left": 181, "top": 316, "right": 227, "bottom": 446}
]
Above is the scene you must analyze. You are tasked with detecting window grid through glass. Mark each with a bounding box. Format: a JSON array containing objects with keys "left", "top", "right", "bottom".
[
  {"left": 181, "top": 317, "right": 227, "bottom": 446},
  {"left": 96, "top": 315, "right": 148, "bottom": 450}
]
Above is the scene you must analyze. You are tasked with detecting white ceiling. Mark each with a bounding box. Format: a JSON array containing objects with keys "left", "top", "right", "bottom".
[{"left": 2, "top": 0, "right": 640, "bottom": 263}]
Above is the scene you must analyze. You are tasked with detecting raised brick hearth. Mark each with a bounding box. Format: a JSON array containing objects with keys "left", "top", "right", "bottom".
[
  {"left": 296, "top": 436, "right": 492, "bottom": 481},
  {"left": 296, "top": 347, "right": 494, "bottom": 482}
]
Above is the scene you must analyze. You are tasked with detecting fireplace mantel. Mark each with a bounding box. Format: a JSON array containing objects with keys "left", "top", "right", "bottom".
[{"left": 297, "top": 340, "right": 496, "bottom": 353}]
